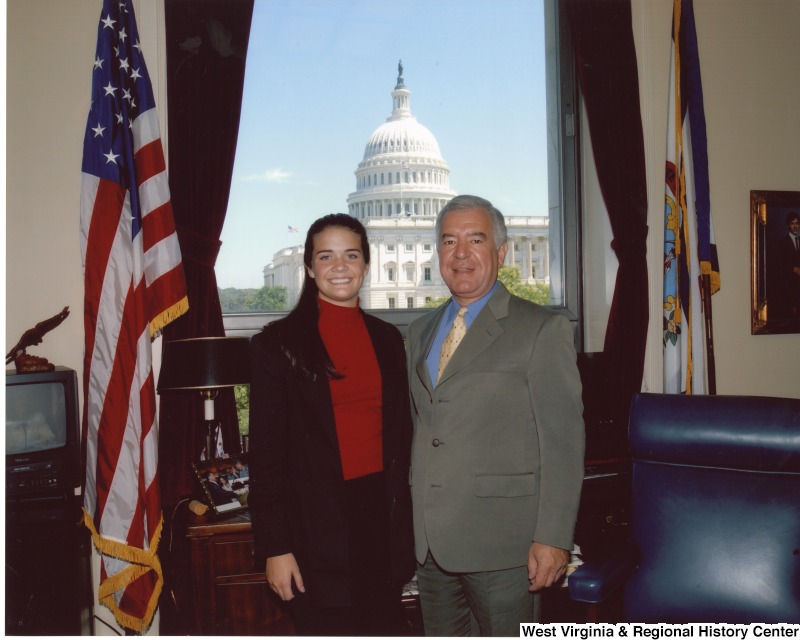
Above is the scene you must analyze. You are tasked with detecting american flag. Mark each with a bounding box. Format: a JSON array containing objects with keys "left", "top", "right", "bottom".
[{"left": 80, "top": 0, "right": 188, "bottom": 632}]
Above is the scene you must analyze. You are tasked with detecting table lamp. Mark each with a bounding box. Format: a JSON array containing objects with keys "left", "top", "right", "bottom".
[{"left": 157, "top": 336, "right": 251, "bottom": 460}]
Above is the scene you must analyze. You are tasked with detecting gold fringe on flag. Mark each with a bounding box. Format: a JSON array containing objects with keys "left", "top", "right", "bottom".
[
  {"left": 150, "top": 296, "right": 189, "bottom": 338},
  {"left": 83, "top": 509, "right": 164, "bottom": 633}
]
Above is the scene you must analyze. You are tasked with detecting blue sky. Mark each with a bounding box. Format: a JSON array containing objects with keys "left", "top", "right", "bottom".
[{"left": 217, "top": 0, "right": 547, "bottom": 289}]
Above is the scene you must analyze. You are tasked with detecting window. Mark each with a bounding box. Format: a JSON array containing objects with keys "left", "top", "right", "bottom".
[
  {"left": 219, "top": 0, "right": 581, "bottom": 347},
  {"left": 388, "top": 297, "right": 396, "bottom": 309},
  {"left": 404, "top": 264, "right": 415, "bottom": 282},
  {"left": 405, "top": 243, "right": 413, "bottom": 252},
  {"left": 407, "top": 297, "right": 414, "bottom": 309}
]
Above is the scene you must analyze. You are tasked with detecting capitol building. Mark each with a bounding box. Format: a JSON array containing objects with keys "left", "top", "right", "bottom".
[{"left": 263, "top": 63, "right": 550, "bottom": 309}]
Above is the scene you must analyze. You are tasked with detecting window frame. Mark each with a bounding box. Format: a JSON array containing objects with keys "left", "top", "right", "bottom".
[{"left": 222, "top": 0, "right": 583, "bottom": 347}]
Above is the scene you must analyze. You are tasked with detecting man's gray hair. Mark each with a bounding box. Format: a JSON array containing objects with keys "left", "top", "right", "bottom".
[{"left": 435, "top": 195, "right": 508, "bottom": 249}]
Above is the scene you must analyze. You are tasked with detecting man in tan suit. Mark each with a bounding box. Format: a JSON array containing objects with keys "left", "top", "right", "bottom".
[{"left": 407, "top": 195, "right": 585, "bottom": 635}]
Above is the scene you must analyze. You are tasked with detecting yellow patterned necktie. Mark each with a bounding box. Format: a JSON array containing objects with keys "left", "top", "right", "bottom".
[{"left": 437, "top": 306, "right": 468, "bottom": 382}]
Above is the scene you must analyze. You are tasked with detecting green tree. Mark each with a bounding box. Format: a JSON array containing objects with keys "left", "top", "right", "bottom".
[
  {"left": 234, "top": 384, "right": 249, "bottom": 435},
  {"left": 252, "top": 286, "right": 288, "bottom": 311},
  {"left": 218, "top": 287, "right": 244, "bottom": 312},
  {"left": 425, "top": 295, "right": 450, "bottom": 308},
  {"left": 218, "top": 286, "right": 289, "bottom": 312},
  {"left": 498, "top": 266, "right": 550, "bottom": 305}
]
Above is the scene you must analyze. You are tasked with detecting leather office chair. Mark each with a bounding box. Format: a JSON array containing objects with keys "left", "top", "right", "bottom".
[{"left": 569, "top": 393, "right": 800, "bottom": 623}]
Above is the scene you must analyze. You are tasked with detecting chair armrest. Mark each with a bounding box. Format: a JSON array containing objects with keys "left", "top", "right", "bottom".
[{"left": 568, "top": 541, "right": 639, "bottom": 605}]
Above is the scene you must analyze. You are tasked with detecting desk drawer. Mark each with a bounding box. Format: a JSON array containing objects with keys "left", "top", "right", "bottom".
[{"left": 213, "top": 536, "right": 260, "bottom": 577}]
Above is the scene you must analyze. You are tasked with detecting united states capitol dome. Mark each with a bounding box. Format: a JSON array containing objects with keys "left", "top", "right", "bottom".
[
  {"left": 362, "top": 118, "right": 442, "bottom": 161},
  {"left": 348, "top": 61, "right": 456, "bottom": 220}
]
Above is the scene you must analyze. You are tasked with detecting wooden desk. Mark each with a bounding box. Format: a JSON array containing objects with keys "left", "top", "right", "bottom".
[
  {"left": 184, "top": 456, "right": 627, "bottom": 633},
  {"left": 185, "top": 513, "right": 296, "bottom": 635}
]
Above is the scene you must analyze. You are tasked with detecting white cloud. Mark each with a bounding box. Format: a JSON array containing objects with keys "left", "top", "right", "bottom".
[{"left": 241, "top": 167, "right": 292, "bottom": 183}]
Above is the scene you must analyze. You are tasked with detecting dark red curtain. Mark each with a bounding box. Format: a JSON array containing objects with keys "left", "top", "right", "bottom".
[
  {"left": 159, "top": 0, "right": 254, "bottom": 507},
  {"left": 565, "top": 0, "right": 649, "bottom": 421},
  {"left": 157, "top": 2, "right": 254, "bottom": 632}
]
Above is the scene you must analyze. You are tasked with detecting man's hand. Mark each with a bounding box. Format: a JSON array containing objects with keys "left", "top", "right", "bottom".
[
  {"left": 527, "top": 542, "right": 570, "bottom": 592},
  {"left": 266, "top": 552, "right": 305, "bottom": 601}
]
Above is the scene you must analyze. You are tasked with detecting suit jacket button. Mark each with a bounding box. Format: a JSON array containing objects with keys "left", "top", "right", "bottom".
[{"left": 432, "top": 438, "right": 441, "bottom": 447}]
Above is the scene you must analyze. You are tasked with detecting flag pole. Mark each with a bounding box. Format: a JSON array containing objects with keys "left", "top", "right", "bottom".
[{"left": 701, "top": 273, "right": 717, "bottom": 394}]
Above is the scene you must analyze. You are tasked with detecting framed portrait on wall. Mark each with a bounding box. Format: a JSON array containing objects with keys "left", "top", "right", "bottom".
[{"left": 751, "top": 190, "right": 800, "bottom": 335}]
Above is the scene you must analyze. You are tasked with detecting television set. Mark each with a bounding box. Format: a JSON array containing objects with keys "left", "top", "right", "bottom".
[
  {"left": 6, "top": 367, "right": 93, "bottom": 634},
  {"left": 6, "top": 366, "right": 82, "bottom": 506}
]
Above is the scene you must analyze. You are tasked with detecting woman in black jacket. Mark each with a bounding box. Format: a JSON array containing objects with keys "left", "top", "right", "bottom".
[{"left": 248, "top": 214, "right": 415, "bottom": 635}]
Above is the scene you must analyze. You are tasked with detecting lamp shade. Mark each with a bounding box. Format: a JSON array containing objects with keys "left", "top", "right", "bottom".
[{"left": 157, "top": 337, "right": 251, "bottom": 392}]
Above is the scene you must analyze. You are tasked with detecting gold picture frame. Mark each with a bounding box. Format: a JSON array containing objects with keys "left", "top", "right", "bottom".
[{"left": 750, "top": 190, "right": 800, "bottom": 334}]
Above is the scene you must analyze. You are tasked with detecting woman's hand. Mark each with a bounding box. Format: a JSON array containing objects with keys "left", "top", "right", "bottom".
[{"left": 266, "top": 553, "right": 305, "bottom": 601}]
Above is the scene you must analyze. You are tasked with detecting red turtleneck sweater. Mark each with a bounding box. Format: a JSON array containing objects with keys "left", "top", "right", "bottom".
[{"left": 318, "top": 298, "right": 383, "bottom": 480}]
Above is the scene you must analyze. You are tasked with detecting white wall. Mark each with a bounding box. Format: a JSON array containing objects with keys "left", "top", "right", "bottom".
[{"left": 6, "top": 0, "right": 96, "bottom": 375}]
